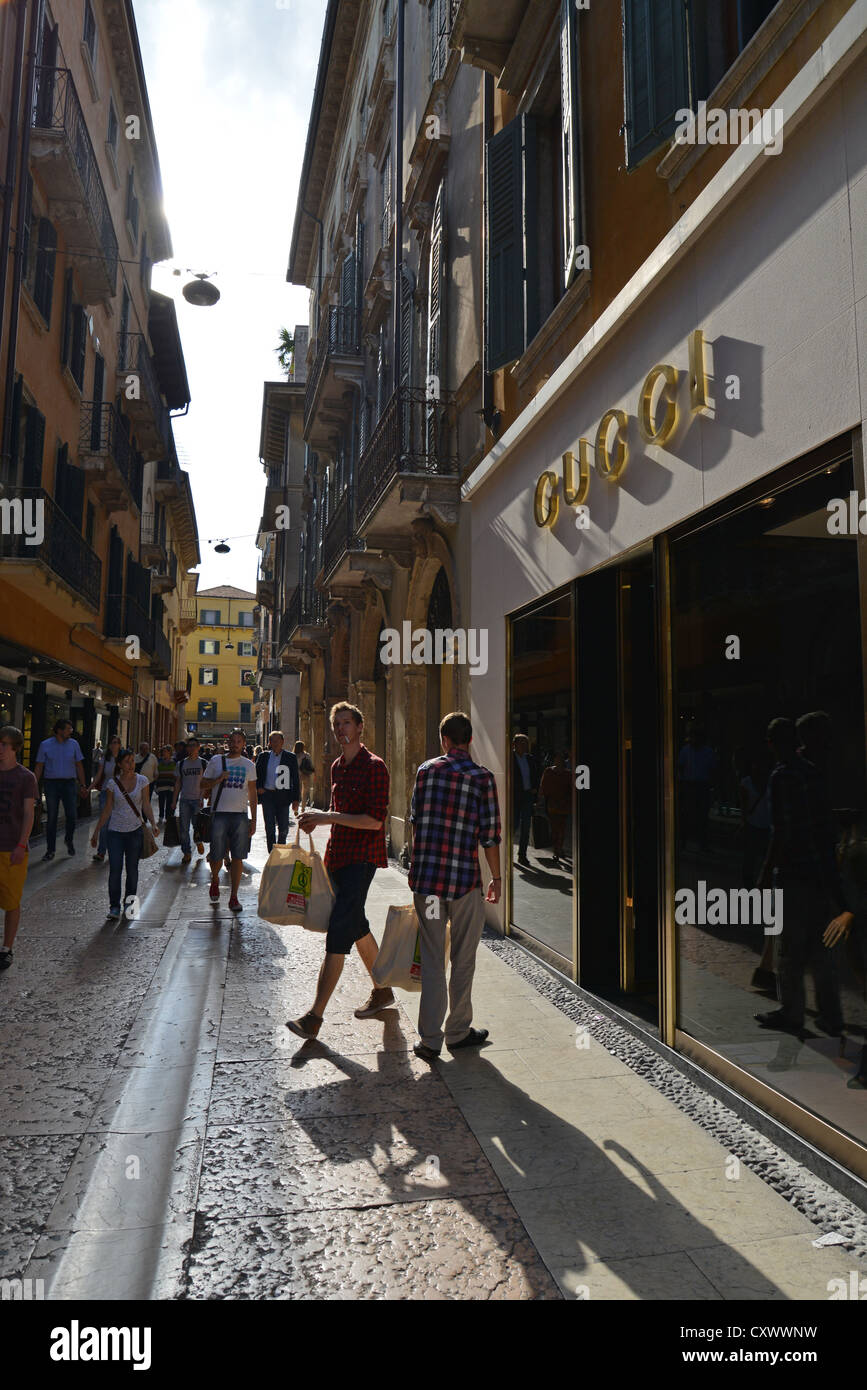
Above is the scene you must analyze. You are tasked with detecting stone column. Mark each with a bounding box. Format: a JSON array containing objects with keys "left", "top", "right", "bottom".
[
  {"left": 312, "top": 700, "right": 328, "bottom": 807},
  {"left": 354, "top": 679, "right": 377, "bottom": 753}
]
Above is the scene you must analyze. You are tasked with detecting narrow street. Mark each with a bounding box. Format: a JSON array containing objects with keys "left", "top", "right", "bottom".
[{"left": 2, "top": 825, "right": 865, "bottom": 1302}]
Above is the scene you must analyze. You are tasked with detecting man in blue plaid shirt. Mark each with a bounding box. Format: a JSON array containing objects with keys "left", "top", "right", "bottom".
[{"left": 408, "top": 711, "right": 502, "bottom": 1062}]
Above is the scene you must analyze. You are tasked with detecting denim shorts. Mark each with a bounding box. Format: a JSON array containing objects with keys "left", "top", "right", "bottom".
[{"left": 209, "top": 812, "right": 249, "bottom": 863}]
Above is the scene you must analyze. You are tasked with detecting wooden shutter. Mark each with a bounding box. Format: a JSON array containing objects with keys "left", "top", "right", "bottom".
[
  {"left": 426, "top": 180, "right": 444, "bottom": 401},
  {"left": 624, "top": 0, "right": 689, "bottom": 167},
  {"left": 34, "top": 219, "right": 57, "bottom": 323},
  {"left": 560, "top": 0, "right": 583, "bottom": 289},
  {"left": 486, "top": 115, "right": 538, "bottom": 371},
  {"left": 55, "top": 443, "right": 83, "bottom": 529},
  {"left": 60, "top": 270, "right": 73, "bottom": 367},
  {"left": 431, "top": 0, "right": 448, "bottom": 84},
  {"left": 23, "top": 406, "right": 45, "bottom": 489},
  {"left": 9, "top": 374, "right": 23, "bottom": 469},
  {"left": 71, "top": 305, "right": 87, "bottom": 388},
  {"left": 21, "top": 175, "right": 33, "bottom": 279},
  {"left": 355, "top": 212, "right": 364, "bottom": 318},
  {"left": 400, "top": 266, "right": 415, "bottom": 387}
]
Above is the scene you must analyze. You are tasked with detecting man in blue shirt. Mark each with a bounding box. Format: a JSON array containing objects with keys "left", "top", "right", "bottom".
[
  {"left": 34, "top": 720, "right": 86, "bottom": 860},
  {"left": 255, "top": 731, "right": 299, "bottom": 852}
]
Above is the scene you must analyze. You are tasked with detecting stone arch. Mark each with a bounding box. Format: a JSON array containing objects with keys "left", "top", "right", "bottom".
[{"left": 405, "top": 518, "right": 459, "bottom": 630}]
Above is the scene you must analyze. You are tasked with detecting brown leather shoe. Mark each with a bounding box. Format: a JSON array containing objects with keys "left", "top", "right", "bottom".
[
  {"left": 354, "top": 987, "right": 395, "bottom": 1018},
  {"left": 285, "top": 1011, "right": 323, "bottom": 1039}
]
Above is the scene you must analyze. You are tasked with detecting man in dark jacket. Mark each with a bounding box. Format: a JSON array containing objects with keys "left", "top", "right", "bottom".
[
  {"left": 255, "top": 731, "right": 300, "bottom": 852},
  {"left": 512, "top": 733, "right": 537, "bottom": 867}
]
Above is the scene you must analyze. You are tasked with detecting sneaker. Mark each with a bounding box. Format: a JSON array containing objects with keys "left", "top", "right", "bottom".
[
  {"left": 228, "top": 896, "right": 242, "bottom": 913},
  {"left": 354, "top": 987, "right": 395, "bottom": 1018},
  {"left": 209, "top": 882, "right": 220, "bottom": 902},
  {"left": 413, "top": 1041, "right": 440, "bottom": 1063},
  {"left": 107, "top": 907, "right": 121, "bottom": 921},
  {"left": 182, "top": 852, "right": 192, "bottom": 864},
  {"left": 0, "top": 949, "right": 13, "bottom": 971},
  {"left": 42, "top": 851, "right": 54, "bottom": 861},
  {"left": 285, "top": 1010, "right": 323, "bottom": 1040}
]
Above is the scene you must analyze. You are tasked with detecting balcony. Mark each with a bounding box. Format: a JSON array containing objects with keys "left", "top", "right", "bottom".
[
  {"left": 105, "top": 593, "right": 154, "bottom": 656},
  {"left": 179, "top": 598, "right": 197, "bottom": 633},
  {"left": 355, "top": 385, "right": 458, "bottom": 537},
  {"left": 150, "top": 624, "right": 172, "bottom": 679},
  {"left": 0, "top": 489, "right": 102, "bottom": 613},
  {"left": 304, "top": 307, "right": 363, "bottom": 446},
  {"left": 118, "top": 334, "right": 170, "bottom": 456},
  {"left": 154, "top": 452, "right": 182, "bottom": 500},
  {"left": 452, "top": 0, "right": 553, "bottom": 91},
  {"left": 30, "top": 67, "right": 118, "bottom": 301},
  {"left": 256, "top": 641, "right": 283, "bottom": 690},
  {"left": 79, "top": 403, "right": 142, "bottom": 511},
  {"left": 256, "top": 574, "right": 275, "bottom": 609},
  {"left": 151, "top": 547, "right": 178, "bottom": 595},
  {"left": 278, "top": 587, "right": 327, "bottom": 656},
  {"left": 320, "top": 488, "right": 363, "bottom": 585},
  {"left": 140, "top": 511, "right": 166, "bottom": 567}
]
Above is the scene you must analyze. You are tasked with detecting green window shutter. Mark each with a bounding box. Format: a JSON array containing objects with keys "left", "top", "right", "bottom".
[
  {"left": 426, "top": 180, "right": 444, "bottom": 397},
  {"left": 34, "top": 219, "right": 57, "bottom": 323},
  {"left": 65, "top": 447, "right": 84, "bottom": 529},
  {"left": 400, "top": 266, "right": 415, "bottom": 388},
  {"left": 9, "top": 374, "right": 23, "bottom": 469},
  {"left": 561, "top": 0, "right": 584, "bottom": 288},
  {"left": 60, "top": 270, "right": 73, "bottom": 368},
  {"left": 71, "top": 305, "right": 87, "bottom": 388},
  {"left": 486, "top": 115, "right": 538, "bottom": 372},
  {"left": 624, "top": 0, "right": 689, "bottom": 167},
  {"left": 21, "top": 175, "right": 33, "bottom": 279},
  {"left": 23, "top": 405, "right": 45, "bottom": 489}
]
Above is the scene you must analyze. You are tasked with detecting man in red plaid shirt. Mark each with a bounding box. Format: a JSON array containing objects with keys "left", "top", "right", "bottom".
[
  {"left": 286, "top": 702, "right": 394, "bottom": 1039},
  {"left": 408, "top": 711, "right": 502, "bottom": 1062}
]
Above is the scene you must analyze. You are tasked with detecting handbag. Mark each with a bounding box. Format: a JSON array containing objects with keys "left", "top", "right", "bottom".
[
  {"left": 257, "top": 826, "right": 334, "bottom": 929},
  {"left": 114, "top": 777, "right": 159, "bottom": 859},
  {"left": 195, "top": 756, "right": 229, "bottom": 844},
  {"left": 163, "top": 813, "right": 181, "bottom": 848}
]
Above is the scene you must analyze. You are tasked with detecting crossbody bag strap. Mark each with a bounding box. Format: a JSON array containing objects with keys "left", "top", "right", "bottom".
[
  {"left": 211, "top": 755, "right": 227, "bottom": 813},
  {"left": 114, "top": 776, "right": 147, "bottom": 824}
]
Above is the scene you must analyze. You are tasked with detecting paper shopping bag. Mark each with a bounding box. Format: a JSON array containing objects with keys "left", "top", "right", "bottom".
[
  {"left": 257, "top": 829, "right": 334, "bottom": 931},
  {"left": 372, "top": 904, "right": 423, "bottom": 992}
]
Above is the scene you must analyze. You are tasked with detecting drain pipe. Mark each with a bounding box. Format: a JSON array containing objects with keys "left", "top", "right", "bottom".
[
  {"left": 392, "top": 0, "right": 404, "bottom": 393},
  {"left": 1, "top": 0, "right": 45, "bottom": 474}
]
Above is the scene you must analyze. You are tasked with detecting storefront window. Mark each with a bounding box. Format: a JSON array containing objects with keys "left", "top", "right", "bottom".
[
  {"left": 672, "top": 455, "right": 867, "bottom": 1145},
  {"left": 509, "top": 589, "right": 574, "bottom": 963}
]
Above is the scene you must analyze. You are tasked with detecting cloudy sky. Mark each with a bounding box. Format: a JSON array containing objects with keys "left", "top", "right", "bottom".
[{"left": 133, "top": 0, "right": 325, "bottom": 592}]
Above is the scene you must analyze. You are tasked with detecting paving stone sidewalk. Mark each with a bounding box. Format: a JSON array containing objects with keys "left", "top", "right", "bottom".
[{"left": 1, "top": 819, "right": 865, "bottom": 1300}]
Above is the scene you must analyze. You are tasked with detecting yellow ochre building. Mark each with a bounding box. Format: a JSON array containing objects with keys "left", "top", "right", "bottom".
[{"left": 188, "top": 586, "right": 258, "bottom": 743}]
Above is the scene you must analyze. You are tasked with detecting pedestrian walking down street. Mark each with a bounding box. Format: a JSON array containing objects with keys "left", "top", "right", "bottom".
[
  {"left": 286, "top": 703, "right": 392, "bottom": 1040},
  {"left": 255, "top": 731, "right": 299, "bottom": 852},
  {"left": 294, "top": 740, "right": 315, "bottom": 811},
  {"left": 89, "top": 734, "right": 122, "bottom": 861},
  {"left": 0, "top": 726, "right": 38, "bottom": 972},
  {"left": 34, "top": 720, "right": 87, "bottom": 860},
  {"left": 91, "top": 750, "right": 160, "bottom": 920},
  {"left": 155, "top": 746, "right": 177, "bottom": 822},
  {"left": 172, "top": 737, "right": 207, "bottom": 863},
  {"left": 408, "top": 711, "right": 502, "bottom": 1062},
  {"left": 135, "top": 743, "right": 159, "bottom": 812},
  {"left": 200, "top": 729, "right": 257, "bottom": 913}
]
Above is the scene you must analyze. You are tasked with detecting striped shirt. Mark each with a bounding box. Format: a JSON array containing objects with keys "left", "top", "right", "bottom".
[{"left": 409, "top": 750, "right": 501, "bottom": 898}]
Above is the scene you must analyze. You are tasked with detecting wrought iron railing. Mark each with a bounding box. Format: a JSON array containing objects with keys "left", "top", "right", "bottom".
[
  {"left": 31, "top": 67, "right": 118, "bottom": 292},
  {"left": 304, "top": 306, "right": 361, "bottom": 429},
  {"left": 105, "top": 592, "right": 153, "bottom": 651},
  {"left": 80, "top": 403, "right": 141, "bottom": 508},
  {"left": 356, "top": 384, "right": 457, "bottom": 529},
  {"left": 0, "top": 489, "right": 101, "bottom": 610},
  {"left": 118, "top": 333, "right": 170, "bottom": 448},
  {"left": 321, "top": 489, "right": 354, "bottom": 579},
  {"left": 278, "top": 586, "right": 327, "bottom": 649}
]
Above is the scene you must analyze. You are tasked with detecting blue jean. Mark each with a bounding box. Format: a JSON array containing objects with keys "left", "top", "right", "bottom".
[
  {"left": 209, "top": 812, "right": 249, "bottom": 864},
  {"left": 260, "top": 790, "right": 291, "bottom": 851},
  {"left": 97, "top": 789, "right": 109, "bottom": 855},
  {"left": 107, "top": 827, "right": 143, "bottom": 912},
  {"left": 44, "top": 779, "right": 78, "bottom": 853},
  {"left": 178, "top": 798, "right": 200, "bottom": 854}
]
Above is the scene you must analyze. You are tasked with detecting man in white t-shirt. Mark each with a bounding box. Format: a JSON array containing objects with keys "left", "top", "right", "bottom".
[{"left": 201, "top": 727, "right": 257, "bottom": 913}]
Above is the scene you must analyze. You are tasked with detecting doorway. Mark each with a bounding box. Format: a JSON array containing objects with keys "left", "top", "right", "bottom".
[{"left": 576, "top": 553, "right": 660, "bottom": 1029}]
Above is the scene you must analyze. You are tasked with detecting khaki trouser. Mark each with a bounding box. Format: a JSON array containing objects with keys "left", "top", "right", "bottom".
[{"left": 413, "top": 888, "right": 485, "bottom": 1051}]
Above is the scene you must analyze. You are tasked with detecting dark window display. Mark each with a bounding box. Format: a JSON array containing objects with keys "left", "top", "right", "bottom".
[
  {"left": 672, "top": 457, "right": 867, "bottom": 1144},
  {"left": 509, "top": 589, "right": 574, "bottom": 963}
]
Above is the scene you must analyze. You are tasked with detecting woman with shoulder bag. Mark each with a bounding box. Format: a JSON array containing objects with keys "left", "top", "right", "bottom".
[
  {"left": 91, "top": 748, "right": 159, "bottom": 920},
  {"left": 89, "top": 734, "right": 122, "bottom": 862}
]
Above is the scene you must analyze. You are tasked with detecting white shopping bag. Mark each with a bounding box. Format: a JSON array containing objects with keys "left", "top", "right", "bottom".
[
  {"left": 257, "top": 829, "right": 334, "bottom": 931},
  {"left": 372, "top": 904, "right": 423, "bottom": 992}
]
